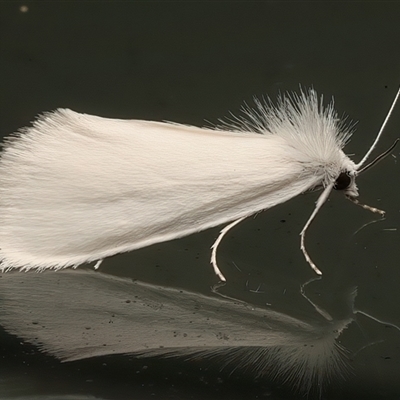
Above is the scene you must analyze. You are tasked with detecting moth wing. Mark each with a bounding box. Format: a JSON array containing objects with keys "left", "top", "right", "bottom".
[{"left": 0, "top": 110, "right": 322, "bottom": 270}]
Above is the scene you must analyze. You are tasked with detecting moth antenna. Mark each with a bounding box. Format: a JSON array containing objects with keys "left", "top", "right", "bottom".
[
  {"left": 355, "top": 309, "right": 400, "bottom": 333},
  {"left": 210, "top": 216, "right": 246, "bottom": 282},
  {"left": 352, "top": 340, "right": 385, "bottom": 358},
  {"left": 356, "top": 86, "right": 400, "bottom": 169},
  {"left": 358, "top": 138, "right": 399, "bottom": 174},
  {"left": 345, "top": 195, "right": 385, "bottom": 216},
  {"left": 300, "top": 184, "right": 334, "bottom": 276}
]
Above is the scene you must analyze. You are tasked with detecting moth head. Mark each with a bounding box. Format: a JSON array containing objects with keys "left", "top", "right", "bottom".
[
  {"left": 333, "top": 170, "right": 358, "bottom": 197},
  {"left": 336, "top": 139, "right": 399, "bottom": 199}
]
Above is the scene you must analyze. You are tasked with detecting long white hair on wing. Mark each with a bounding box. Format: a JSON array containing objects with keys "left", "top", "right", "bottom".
[
  {"left": 0, "top": 270, "right": 353, "bottom": 394},
  {"left": 0, "top": 88, "right": 398, "bottom": 280}
]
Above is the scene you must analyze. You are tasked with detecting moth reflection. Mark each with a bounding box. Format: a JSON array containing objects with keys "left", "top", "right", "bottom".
[{"left": 0, "top": 270, "right": 382, "bottom": 395}]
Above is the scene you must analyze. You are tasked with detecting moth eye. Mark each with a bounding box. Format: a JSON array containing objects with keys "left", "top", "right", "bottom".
[{"left": 334, "top": 171, "right": 351, "bottom": 191}]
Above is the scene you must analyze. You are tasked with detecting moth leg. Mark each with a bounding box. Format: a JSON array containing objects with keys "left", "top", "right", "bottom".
[
  {"left": 210, "top": 216, "right": 246, "bottom": 282},
  {"left": 345, "top": 195, "right": 385, "bottom": 216},
  {"left": 353, "top": 218, "right": 384, "bottom": 236},
  {"left": 300, "top": 276, "right": 333, "bottom": 321},
  {"left": 93, "top": 259, "right": 103, "bottom": 270},
  {"left": 211, "top": 280, "right": 226, "bottom": 293},
  {"left": 300, "top": 183, "right": 334, "bottom": 276}
]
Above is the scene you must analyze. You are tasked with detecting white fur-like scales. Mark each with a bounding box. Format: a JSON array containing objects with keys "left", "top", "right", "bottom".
[{"left": 0, "top": 89, "right": 380, "bottom": 271}]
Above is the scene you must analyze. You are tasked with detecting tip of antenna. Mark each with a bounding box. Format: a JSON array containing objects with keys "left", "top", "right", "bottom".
[{"left": 356, "top": 87, "right": 400, "bottom": 169}]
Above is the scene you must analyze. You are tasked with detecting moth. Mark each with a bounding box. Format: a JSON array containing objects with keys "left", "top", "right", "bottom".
[{"left": 0, "top": 88, "right": 398, "bottom": 279}]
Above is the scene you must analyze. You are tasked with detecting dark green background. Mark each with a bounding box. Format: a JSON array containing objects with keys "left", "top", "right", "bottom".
[{"left": 1, "top": 2, "right": 400, "bottom": 399}]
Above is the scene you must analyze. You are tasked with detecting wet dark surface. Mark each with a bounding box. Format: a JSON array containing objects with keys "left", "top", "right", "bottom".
[{"left": 0, "top": 2, "right": 400, "bottom": 399}]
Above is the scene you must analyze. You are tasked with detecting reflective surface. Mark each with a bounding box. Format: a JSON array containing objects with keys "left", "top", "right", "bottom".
[{"left": 0, "top": 2, "right": 400, "bottom": 399}]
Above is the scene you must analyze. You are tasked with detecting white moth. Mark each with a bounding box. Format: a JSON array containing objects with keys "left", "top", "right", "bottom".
[{"left": 0, "top": 88, "right": 399, "bottom": 279}]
